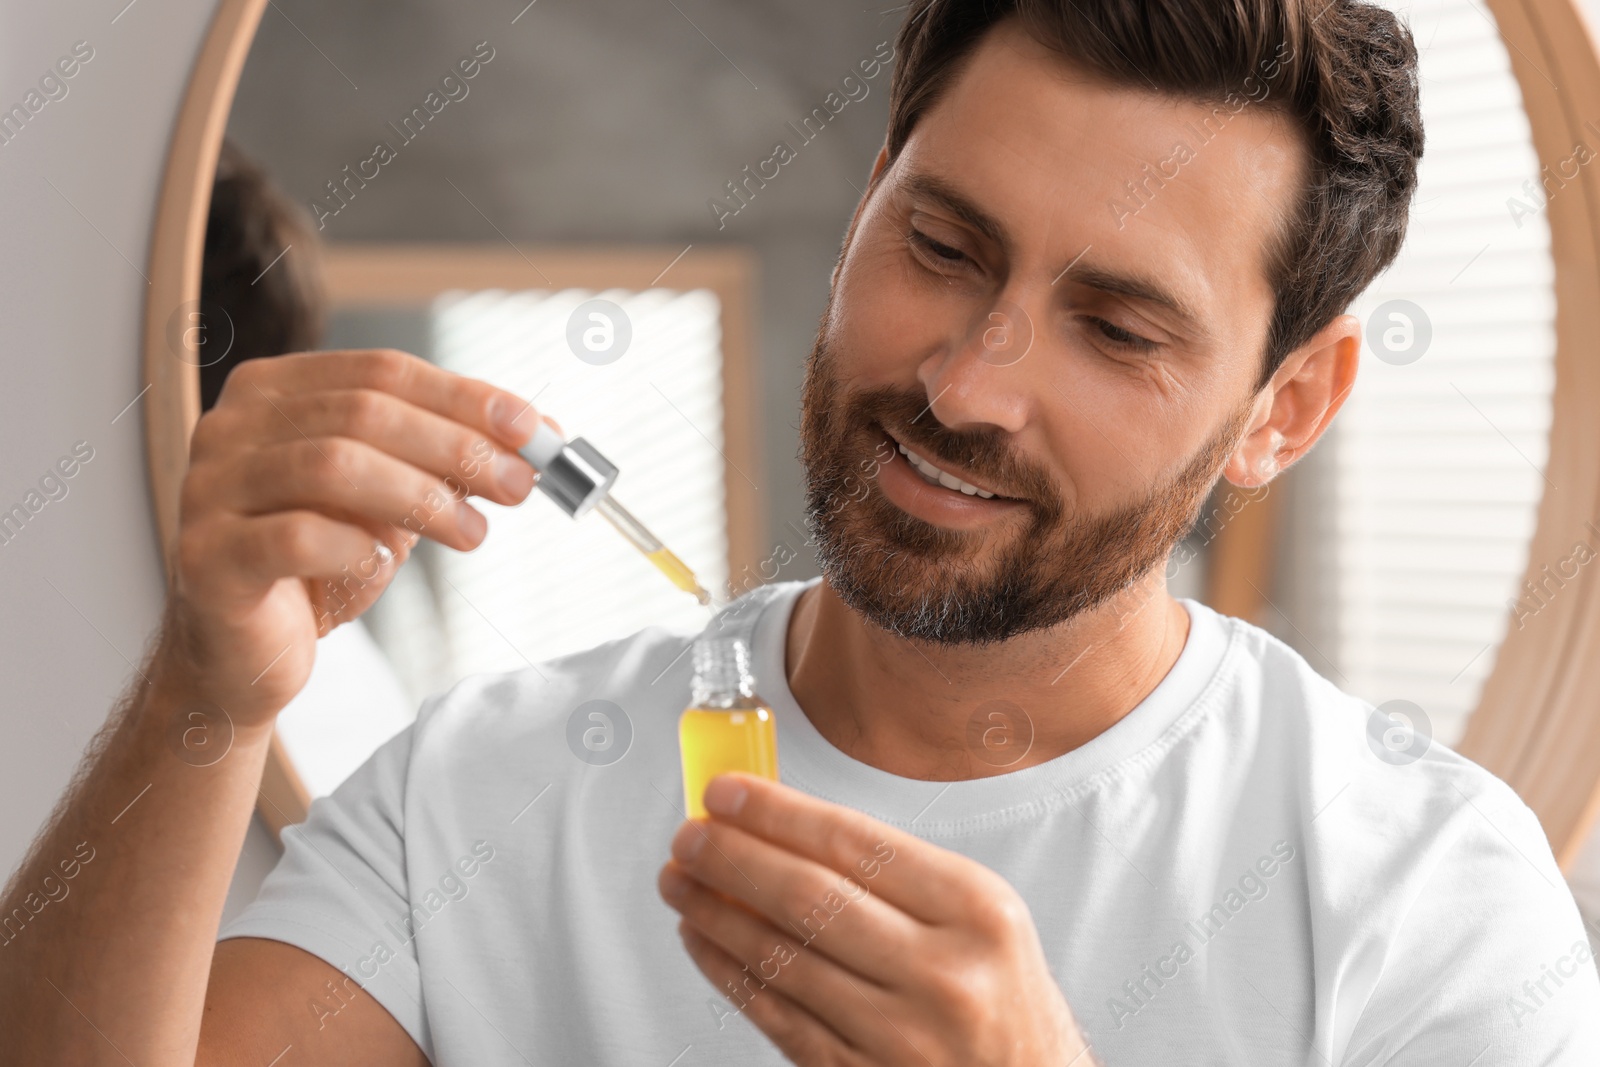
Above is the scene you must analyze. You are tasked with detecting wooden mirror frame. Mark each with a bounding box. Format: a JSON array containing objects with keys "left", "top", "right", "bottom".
[{"left": 146, "top": 0, "right": 1600, "bottom": 862}]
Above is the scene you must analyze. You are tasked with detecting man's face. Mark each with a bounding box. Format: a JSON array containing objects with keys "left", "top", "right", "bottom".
[{"left": 799, "top": 21, "right": 1307, "bottom": 644}]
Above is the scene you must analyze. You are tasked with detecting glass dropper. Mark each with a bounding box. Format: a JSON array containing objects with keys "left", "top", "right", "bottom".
[
  {"left": 518, "top": 420, "right": 713, "bottom": 606},
  {"left": 593, "top": 494, "right": 712, "bottom": 605}
]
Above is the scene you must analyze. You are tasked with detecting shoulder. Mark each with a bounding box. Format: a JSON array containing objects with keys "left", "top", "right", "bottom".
[
  {"left": 1190, "top": 601, "right": 1564, "bottom": 910},
  {"left": 1193, "top": 606, "right": 1599, "bottom": 1054}
]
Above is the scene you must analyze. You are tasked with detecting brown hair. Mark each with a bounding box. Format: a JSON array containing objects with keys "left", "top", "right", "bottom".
[
  {"left": 198, "top": 138, "right": 326, "bottom": 411},
  {"left": 885, "top": 0, "right": 1424, "bottom": 387}
]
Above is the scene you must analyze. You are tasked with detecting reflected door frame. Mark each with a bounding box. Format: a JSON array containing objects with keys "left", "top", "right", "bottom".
[{"left": 145, "top": 0, "right": 1600, "bottom": 862}]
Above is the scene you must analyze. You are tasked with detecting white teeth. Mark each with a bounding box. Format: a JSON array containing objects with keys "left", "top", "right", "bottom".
[{"left": 895, "top": 442, "right": 996, "bottom": 499}]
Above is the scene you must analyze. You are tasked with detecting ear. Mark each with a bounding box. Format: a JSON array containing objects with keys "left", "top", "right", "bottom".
[
  {"left": 830, "top": 143, "right": 892, "bottom": 290},
  {"left": 1222, "top": 313, "right": 1360, "bottom": 487},
  {"left": 863, "top": 143, "right": 891, "bottom": 202}
]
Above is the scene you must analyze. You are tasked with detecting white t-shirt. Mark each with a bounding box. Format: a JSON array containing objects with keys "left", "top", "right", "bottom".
[{"left": 219, "top": 578, "right": 1600, "bottom": 1065}]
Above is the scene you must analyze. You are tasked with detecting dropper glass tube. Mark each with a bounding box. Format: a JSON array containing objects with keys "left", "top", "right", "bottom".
[
  {"left": 518, "top": 421, "right": 713, "bottom": 606},
  {"left": 593, "top": 495, "right": 711, "bottom": 605}
]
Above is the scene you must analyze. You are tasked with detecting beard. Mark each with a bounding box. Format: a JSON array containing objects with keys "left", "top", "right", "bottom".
[{"left": 798, "top": 330, "right": 1251, "bottom": 646}]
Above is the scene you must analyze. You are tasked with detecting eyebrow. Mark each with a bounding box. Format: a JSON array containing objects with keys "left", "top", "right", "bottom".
[
  {"left": 901, "top": 171, "right": 1207, "bottom": 340},
  {"left": 1059, "top": 262, "right": 1207, "bottom": 339},
  {"left": 902, "top": 173, "right": 1010, "bottom": 254}
]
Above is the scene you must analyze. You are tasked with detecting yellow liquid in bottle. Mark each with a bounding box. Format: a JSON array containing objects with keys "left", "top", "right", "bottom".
[
  {"left": 679, "top": 705, "right": 778, "bottom": 819},
  {"left": 647, "top": 547, "right": 711, "bottom": 604}
]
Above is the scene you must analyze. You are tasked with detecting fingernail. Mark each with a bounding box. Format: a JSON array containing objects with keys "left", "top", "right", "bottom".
[
  {"left": 494, "top": 451, "right": 535, "bottom": 497},
  {"left": 456, "top": 502, "right": 487, "bottom": 543},
  {"left": 704, "top": 776, "right": 748, "bottom": 817},
  {"left": 660, "top": 866, "right": 691, "bottom": 902},
  {"left": 490, "top": 394, "right": 530, "bottom": 440},
  {"left": 672, "top": 822, "right": 707, "bottom": 862}
]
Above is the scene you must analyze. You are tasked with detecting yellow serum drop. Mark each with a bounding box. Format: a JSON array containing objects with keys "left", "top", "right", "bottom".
[
  {"left": 646, "top": 546, "right": 712, "bottom": 605},
  {"left": 680, "top": 628, "right": 778, "bottom": 820}
]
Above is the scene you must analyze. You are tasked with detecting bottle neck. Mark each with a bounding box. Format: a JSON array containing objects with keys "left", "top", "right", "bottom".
[
  {"left": 690, "top": 632, "right": 759, "bottom": 708},
  {"left": 690, "top": 694, "right": 768, "bottom": 711}
]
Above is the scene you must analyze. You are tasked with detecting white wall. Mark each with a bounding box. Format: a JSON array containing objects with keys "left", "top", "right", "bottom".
[{"left": 0, "top": 0, "right": 225, "bottom": 883}]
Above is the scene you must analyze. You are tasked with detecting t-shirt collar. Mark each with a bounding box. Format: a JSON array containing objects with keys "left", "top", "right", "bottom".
[{"left": 746, "top": 577, "right": 1235, "bottom": 833}]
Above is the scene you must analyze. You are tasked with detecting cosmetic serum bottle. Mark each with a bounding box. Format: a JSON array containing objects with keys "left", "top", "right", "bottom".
[{"left": 680, "top": 624, "right": 778, "bottom": 820}]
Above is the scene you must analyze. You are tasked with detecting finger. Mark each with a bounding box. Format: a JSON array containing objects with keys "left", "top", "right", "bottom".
[
  {"left": 220, "top": 349, "right": 541, "bottom": 450},
  {"left": 661, "top": 863, "right": 904, "bottom": 1061},
  {"left": 214, "top": 388, "right": 540, "bottom": 507},
  {"left": 700, "top": 773, "right": 981, "bottom": 925},
  {"left": 308, "top": 520, "right": 418, "bottom": 633},
  {"left": 675, "top": 919, "right": 869, "bottom": 1067},
  {"left": 187, "top": 511, "right": 395, "bottom": 596},
  {"left": 667, "top": 815, "right": 919, "bottom": 984},
  {"left": 220, "top": 437, "right": 487, "bottom": 551}
]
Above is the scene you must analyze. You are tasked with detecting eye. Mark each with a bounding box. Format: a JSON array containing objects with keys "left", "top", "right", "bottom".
[
  {"left": 1087, "top": 316, "right": 1158, "bottom": 354},
  {"left": 906, "top": 228, "right": 971, "bottom": 273}
]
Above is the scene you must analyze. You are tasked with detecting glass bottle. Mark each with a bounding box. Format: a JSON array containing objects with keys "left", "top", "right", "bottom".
[{"left": 679, "top": 628, "right": 778, "bottom": 820}]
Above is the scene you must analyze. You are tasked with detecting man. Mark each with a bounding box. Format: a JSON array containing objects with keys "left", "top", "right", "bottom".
[{"left": 3, "top": 0, "right": 1595, "bottom": 1064}]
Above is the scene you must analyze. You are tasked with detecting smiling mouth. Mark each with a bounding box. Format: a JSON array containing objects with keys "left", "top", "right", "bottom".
[{"left": 881, "top": 427, "right": 1007, "bottom": 500}]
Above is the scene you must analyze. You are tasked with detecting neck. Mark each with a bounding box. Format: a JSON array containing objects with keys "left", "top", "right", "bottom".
[{"left": 785, "top": 570, "right": 1191, "bottom": 781}]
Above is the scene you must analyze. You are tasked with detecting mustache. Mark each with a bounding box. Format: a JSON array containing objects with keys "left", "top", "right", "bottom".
[{"left": 844, "top": 385, "right": 1062, "bottom": 518}]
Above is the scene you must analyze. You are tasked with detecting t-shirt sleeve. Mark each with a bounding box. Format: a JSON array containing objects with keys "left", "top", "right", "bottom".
[
  {"left": 1339, "top": 778, "right": 1600, "bottom": 1065},
  {"left": 218, "top": 712, "right": 434, "bottom": 1062}
]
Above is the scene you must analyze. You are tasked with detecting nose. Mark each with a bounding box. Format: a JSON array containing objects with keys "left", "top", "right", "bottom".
[{"left": 915, "top": 292, "right": 1037, "bottom": 434}]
